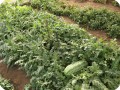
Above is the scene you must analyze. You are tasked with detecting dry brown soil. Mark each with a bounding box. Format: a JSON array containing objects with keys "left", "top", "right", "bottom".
[{"left": 0, "top": 60, "right": 30, "bottom": 90}]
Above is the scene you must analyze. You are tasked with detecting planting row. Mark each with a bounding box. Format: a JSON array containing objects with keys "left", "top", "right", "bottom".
[
  {"left": 0, "top": 3, "right": 120, "bottom": 90},
  {"left": 31, "top": 0, "right": 120, "bottom": 38}
]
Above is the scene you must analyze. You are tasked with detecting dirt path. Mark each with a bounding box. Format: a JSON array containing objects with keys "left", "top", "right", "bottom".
[
  {"left": 60, "top": 16, "right": 120, "bottom": 44},
  {"left": 60, "top": 0, "right": 120, "bottom": 12},
  {"left": 0, "top": 60, "right": 30, "bottom": 90}
]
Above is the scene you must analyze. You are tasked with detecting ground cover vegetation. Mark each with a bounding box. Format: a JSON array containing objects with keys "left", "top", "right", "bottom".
[
  {"left": 31, "top": 0, "right": 120, "bottom": 38},
  {"left": 0, "top": 1, "right": 120, "bottom": 90},
  {"left": 0, "top": 75, "right": 14, "bottom": 90},
  {"left": 112, "top": 0, "right": 120, "bottom": 7}
]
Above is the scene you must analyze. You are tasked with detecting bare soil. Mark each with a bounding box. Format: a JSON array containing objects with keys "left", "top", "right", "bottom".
[{"left": 0, "top": 61, "right": 30, "bottom": 90}]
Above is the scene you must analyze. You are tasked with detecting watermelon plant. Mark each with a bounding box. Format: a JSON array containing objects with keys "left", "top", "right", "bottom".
[
  {"left": 69, "top": 8, "right": 120, "bottom": 38},
  {"left": 30, "top": 0, "right": 120, "bottom": 38},
  {"left": 0, "top": 3, "right": 120, "bottom": 90}
]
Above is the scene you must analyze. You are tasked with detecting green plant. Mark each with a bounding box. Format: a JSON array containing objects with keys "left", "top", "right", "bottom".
[
  {"left": 70, "top": 8, "right": 120, "bottom": 38},
  {"left": 107, "top": 24, "right": 120, "bottom": 38},
  {"left": 0, "top": 75, "right": 14, "bottom": 90},
  {"left": 30, "top": 0, "right": 120, "bottom": 38},
  {"left": 0, "top": 3, "right": 120, "bottom": 90},
  {"left": 112, "top": 1, "right": 120, "bottom": 7}
]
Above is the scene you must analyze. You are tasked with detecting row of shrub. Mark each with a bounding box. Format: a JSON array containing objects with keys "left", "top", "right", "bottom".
[
  {"left": 0, "top": 75, "right": 14, "bottom": 90},
  {"left": 30, "top": 0, "right": 120, "bottom": 38},
  {"left": 70, "top": 8, "right": 120, "bottom": 38},
  {"left": 0, "top": 3, "right": 120, "bottom": 90}
]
